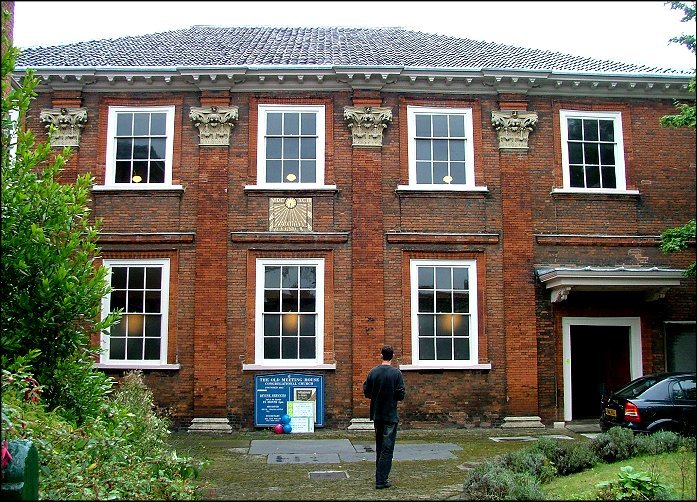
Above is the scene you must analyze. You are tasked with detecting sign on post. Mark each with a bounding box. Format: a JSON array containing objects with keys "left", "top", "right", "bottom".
[{"left": 254, "top": 372, "right": 324, "bottom": 427}]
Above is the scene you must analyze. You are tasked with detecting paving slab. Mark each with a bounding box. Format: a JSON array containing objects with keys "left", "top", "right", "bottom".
[
  {"left": 268, "top": 453, "right": 340, "bottom": 464},
  {"left": 249, "top": 439, "right": 355, "bottom": 455}
]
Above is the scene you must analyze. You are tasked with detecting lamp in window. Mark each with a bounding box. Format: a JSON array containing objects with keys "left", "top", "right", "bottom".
[
  {"left": 282, "top": 313, "right": 299, "bottom": 332},
  {"left": 127, "top": 314, "right": 144, "bottom": 336},
  {"left": 286, "top": 173, "right": 297, "bottom": 182},
  {"left": 132, "top": 175, "right": 142, "bottom": 183},
  {"left": 443, "top": 175, "right": 453, "bottom": 184}
]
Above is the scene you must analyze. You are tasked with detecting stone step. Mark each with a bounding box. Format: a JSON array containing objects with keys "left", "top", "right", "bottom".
[
  {"left": 188, "top": 417, "right": 232, "bottom": 433},
  {"left": 347, "top": 418, "right": 374, "bottom": 430},
  {"left": 500, "top": 416, "right": 545, "bottom": 428}
]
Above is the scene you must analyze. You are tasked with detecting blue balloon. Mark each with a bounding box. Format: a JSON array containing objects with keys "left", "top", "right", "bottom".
[
  {"left": 282, "top": 423, "right": 292, "bottom": 434},
  {"left": 280, "top": 414, "right": 291, "bottom": 425}
]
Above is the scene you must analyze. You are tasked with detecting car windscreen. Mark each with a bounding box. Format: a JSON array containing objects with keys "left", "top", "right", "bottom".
[{"left": 615, "top": 376, "right": 663, "bottom": 399}]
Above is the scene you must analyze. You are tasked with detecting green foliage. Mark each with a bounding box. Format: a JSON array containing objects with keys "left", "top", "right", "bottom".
[
  {"left": 594, "top": 465, "right": 674, "bottom": 500},
  {"left": 2, "top": 368, "right": 205, "bottom": 499},
  {"left": 496, "top": 448, "right": 557, "bottom": 483},
  {"left": 462, "top": 462, "right": 545, "bottom": 500},
  {"left": 591, "top": 427, "right": 638, "bottom": 463},
  {"left": 634, "top": 430, "right": 691, "bottom": 456},
  {"left": 532, "top": 437, "right": 600, "bottom": 476},
  {"left": 1, "top": 9, "right": 119, "bottom": 421},
  {"left": 660, "top": 219, "right": 696, "bottom": 277},
  {"left": 666, "top": 1, "right": 696, "bottom": 55}
]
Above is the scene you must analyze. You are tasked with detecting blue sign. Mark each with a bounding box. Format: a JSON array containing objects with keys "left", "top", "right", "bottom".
[{"left": 254, "top": 372, "right": 325, "bottom": 427}]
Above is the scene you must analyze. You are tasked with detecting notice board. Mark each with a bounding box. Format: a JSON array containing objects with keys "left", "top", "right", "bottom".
[{"left": 254, "top": 372, "right": 325, "bottom": 427}]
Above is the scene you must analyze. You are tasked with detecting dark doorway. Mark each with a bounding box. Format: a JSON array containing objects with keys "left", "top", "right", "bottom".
[{"left": 571, "top": 325, "right": 631, "bottom": 419}]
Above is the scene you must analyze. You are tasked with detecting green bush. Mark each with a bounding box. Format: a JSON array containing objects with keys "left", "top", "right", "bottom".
[
  {"left": 462, "top": 462, "right": 545, "bottom": 500},
  {"left": 594, "top": 465, "right": 675, "bottom": 500},
  {"left": 591, "top": 427, "right": 637, "bottom": 463},
  {"left": 496, "top": 448, "right": 557, "bottom": 483},
  {"left": 532, "top": 437, "right": 600, "bottom": 476},
  {"left": 634, "top": 430, "right": 688, "bottom": 456}
]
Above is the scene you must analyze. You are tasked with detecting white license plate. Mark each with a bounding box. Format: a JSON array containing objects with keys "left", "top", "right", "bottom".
[{"left": 605, "top": 407, "right": 617, "bottom": 418}]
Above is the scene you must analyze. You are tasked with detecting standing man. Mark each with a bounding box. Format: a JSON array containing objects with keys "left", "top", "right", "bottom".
[{"left": 363, "top": 345, "right": 406, "bottom": 489}]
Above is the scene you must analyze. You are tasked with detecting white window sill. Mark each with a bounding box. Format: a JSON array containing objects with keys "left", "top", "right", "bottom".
[
  {"left": 242, "top": 363, "right": 337, "bottom": 371},
  {"left": 94, "top": 363, "right": 181, "bottom": 370},
  {"left": 396, "top": 185, "right": 489, "bottom": 193},
  {"left": 399, "top": 363, "right": 492, "bottom": 371},
  {"left": 551, "top": 188, "right": 640, "bottom": 196},
  {"left": 244, "top": 184, "right": 338, "bottom": 191},
  {"left": 92, "top": 184, "right": 184, "bottom": 192}
]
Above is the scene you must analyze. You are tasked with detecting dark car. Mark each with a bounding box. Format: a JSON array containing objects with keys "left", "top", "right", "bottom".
[{"left": 599, "top": 372, "right": 696, "bottom": 435}]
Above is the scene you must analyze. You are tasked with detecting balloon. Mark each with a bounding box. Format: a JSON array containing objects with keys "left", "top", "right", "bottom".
[
  {"left": 282, "top": 424, "right": 292, "bottom": 434},
  {"left": 280, "top": 414, "right": 291, "bottom": 424},
  {"left": 273, "top": 424, "right": 284, "bottom": 434}
]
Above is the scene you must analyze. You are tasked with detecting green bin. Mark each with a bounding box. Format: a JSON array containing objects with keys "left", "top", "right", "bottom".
[{"left": 2, "top": 439, "right": 39, "bottom": 500}]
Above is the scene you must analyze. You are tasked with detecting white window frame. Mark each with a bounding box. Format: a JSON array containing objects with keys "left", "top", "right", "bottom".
[
  {"left": 102, "top": 105, "right": 177, "bottom": 189},
  {"left": 252, "top": 258, "right": 326, "bottom": 368},
  {"left": 558, "top": 110, "right": 634, "bottom": 194},
  {"left": 400, "top": 106, "right": 482, "bottom": 192},
  {"left": 254, "top": 104, "right": 328, "bottom": 189},
  {"left": 403, "top": 259, "right": 489, "bottom": 370},
  {"left": 98, "top": 258, "right": 174, "bottom": 369}
]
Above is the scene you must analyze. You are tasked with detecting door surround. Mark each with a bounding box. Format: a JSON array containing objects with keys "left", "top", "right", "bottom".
[{"left": 562, "top": 317, "right": 642, "bottom": 421}]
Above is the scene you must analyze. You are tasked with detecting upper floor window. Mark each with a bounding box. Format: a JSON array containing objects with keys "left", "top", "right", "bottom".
[
  {"left": 257, "top": 105, "right": 325, "bottom": 188},
  {"left": 410, "top": 259, "right": 479, "bottom": 367},
  {"left": 255, "top": 258, "right": 325, "bottom": 367},
  {"left": 407, "top": 106, "right": 475, "bottom": 189},
  {"left": 560, "top": 110, "right": 627, "bottom": 192},
  {"left": 100, "top": 259, "right": 170, "bottom": 367},
  {"left": 104, "top": 106, "right": 175, "bottom": 186}
]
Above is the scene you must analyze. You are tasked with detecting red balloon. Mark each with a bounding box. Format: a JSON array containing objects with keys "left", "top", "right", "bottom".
[{"left": 273, "top": 424, "right": 284, "bottom": 434}]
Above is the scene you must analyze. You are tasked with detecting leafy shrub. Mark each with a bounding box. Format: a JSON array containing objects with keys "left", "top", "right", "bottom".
[
  {"left": 595, "top": 465, "right": 675, "bottom": 500},
  {"left": 496, "top": 448, "right": 557, "bottom": 483},
  {"left": 634, "top": 430, "right": 685, "bottom": 456},
  {"left": 591, "top": 427, "right": 637, "bottom": 462},
  {"left": 532, "top": 437, "right": 600, "bottom": 476},
  {"left": 462, "top": 462, "right": 545, "bottom": 500}
]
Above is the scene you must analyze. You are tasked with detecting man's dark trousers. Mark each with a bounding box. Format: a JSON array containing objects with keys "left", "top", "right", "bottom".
[{"left": 374, "top": 420, "right": 398, "bottom": 486}]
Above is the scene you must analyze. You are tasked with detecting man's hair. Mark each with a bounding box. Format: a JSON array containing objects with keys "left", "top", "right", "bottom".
[{"left": 381, "top": 345, "right": 394, "bottom": 361}]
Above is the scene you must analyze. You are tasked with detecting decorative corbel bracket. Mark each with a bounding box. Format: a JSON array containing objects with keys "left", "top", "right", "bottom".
[
  {"left": 39, "top": 107, "right": 88, "bottom": 147},
  {"left": 491, "top": 110, "right": 538, "bottom": 150},
  {"left": 343, "top": 106, "right": 392, "bottom": 147},
  {"left": 189, "top": 105, "right": 239, "bottom": 146},
  {"left": 550, "top": 286, "right": 573, "bottom": 303}
]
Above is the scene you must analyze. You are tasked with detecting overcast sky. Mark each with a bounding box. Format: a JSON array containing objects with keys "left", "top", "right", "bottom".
[{"left": 10, "top": 1, "right": 697, "bottom": 71}]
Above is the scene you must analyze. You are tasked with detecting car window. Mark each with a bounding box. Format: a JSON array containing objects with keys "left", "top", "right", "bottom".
[
  {"left": 674, "top": 377, "right": 696, "bottom": 400},
  {"left": 615, "top": 376, "right": 662, "bottom": 399}
]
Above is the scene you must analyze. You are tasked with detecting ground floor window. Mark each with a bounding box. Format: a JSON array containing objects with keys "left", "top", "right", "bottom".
[
  {"left": 255, "top": 258, "right": 324, "bottom": 366},
  {"left": 665, "top": 322, "right": 696, "bottom": 372},
  {"left": 100, "top": 258, "right": 170, "bottom": 367}
]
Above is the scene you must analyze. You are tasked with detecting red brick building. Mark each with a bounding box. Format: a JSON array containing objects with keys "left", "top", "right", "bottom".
[{"left": 13, "top": 25, "right": 696, "bottom": 430}]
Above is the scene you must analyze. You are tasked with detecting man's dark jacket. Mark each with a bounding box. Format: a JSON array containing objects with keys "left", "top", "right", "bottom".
[{"left": 363, "top": 364, "right": 406, "bottom": 422}]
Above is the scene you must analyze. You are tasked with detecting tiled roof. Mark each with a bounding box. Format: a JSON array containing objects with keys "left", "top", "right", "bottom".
[{"left": 16, "top": 25, "right": 692, "bottom": 75}]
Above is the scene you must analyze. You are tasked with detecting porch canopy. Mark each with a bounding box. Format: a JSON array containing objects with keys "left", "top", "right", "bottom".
[{"left": 536, "top": 266, "right": 685, "bottom": 303}]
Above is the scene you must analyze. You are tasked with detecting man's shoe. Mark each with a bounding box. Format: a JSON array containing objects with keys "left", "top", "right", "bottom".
[{"left": 375, "top": 481, "right": 392, "bottom": 489}]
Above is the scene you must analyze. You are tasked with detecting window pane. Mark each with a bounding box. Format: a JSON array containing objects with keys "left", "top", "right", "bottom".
[
  {"left": 599, "top": 120, "right": 615, "bottom": 141},
  {"left": 418, "top": 314, "right": 434, "bottom": 336},
  {"left": 127, "top": 291, "right": 144, "bottom": 313},
  {"left": 583, "top": 119, "right": 599, "bottom": 141},
  {"left": 281, "top": 290, "right": 298, "bottom": 312},
  {"left": 454, "top": 337, "right": 470, "bottom": 360},
  {"left": 115, "top": 161, "right": 132, "bottom": 183},
  {"left": 283, "top": 160, "right": 299, "bottom": 183},
  {"left": 265, "top": 266, "right": 281, "bottom": 288},
  {"left": 144, "top": 338, "right": 160, "bottom": 360},
  {"left": 282, "top": 336, "right": 298, "bottom": 358},
  {"left": 149, "top": 161, "right": 165, "bottom": 183},
  {"left": 433, "top": 162, "right": 448, "bottom": 184},
  {"left": 300, "top": 138, "right": 316, "bottom": 159},
  {"left": 453, "top": 315, "right": 469, "bottom": 336},
  {"left": 449, "top": 140, "right": 465, "bottom": 161},
  {"left": 116, "top": 138, "right": 132, "bottom": 159},
  {"left": 132, "top": 161, "right": 148, "bottom": 183},
  {"left": 299, "top": 337, "right": 315, "bottom": 359},
  {"left": 112, "top": 267, "right": 128, "bottom": 288},
  {"left": 299, "top": 314, "right": 315, "bottom": 336},
  {"left": 568, "top": 142, "right": 583, "bottom": 165},
  {"left": 129, "top": 267, "right": 145, "bottom": 288},
  {"left": 416, "top": 162, "right": 432, "bottom": 184},
  {"left": 266, "top": 138, "right": 282, "bottom": 159},
  {"left": 300, "top": 161, "right": 316, "bottom": 183},
  {"left": 264, "top": 314, "right": 280, "bottom": 337},
  {"left": 127, "top": 338, "right": 143, "bottom": 360},
  {"left": 419, "top": 337, "right": 435, "bottom": 360},
  {"left": 264, "top": 290, "right": 281, "bottom": 312},
  {"left": 435, "top": 267, "right": 451, "bottom": 289},
  {"left": 283, "top": 137, "right": 299, "bottom": 159},
  {"left": 111, "top": 290, "right": 127, "bottom": 311},
  {"left": 418, "top": 291, "right": 434, "bottom": 313},
  {"left": 418, "top": 267, "right": 434, "bottom": 288},
  {"left": 601, "top": 166, "right": 617, "bottom": 188},
  {"left": 436, "top": 291, "right": 451, "bottom": 313},
  {"left": 266, "top": 160, "right": 282, "bottom": 183},
  {"left": 432, "top": 115, "right": 448, "bottom": 137},
  {"left": 282, "top": 314, "right": 298, "bottom": 336},
  {"left": 111, "top": 318, "right": 126, "bottom": 337},
  {"left": 300, "top": 113, "right": 316, "bottom": 135},
  {"left": 284, "top": 113, "right": 300, "bottom": 135},
  {"left": 150, "top": 113, "right": 167, "bottom": 135},
  {"left": 144, "top": 315, "right": 161, "bottom": 337},
  {"left": 299, "top": 290, "right": 316, "bottom": 312},
  {"left": 144, "top": 291, "right": 161, "bottom": 313},
  {"left": 433, "top": 139, "right": 448, "bottom": 161},
  {"left": 282, "top": 266, "right": 299, "bottom": 288},
  {"left": 453, "top": 268, "right": 468, "bottom": 290},
  {"left": 300, "top": 266, "right": 316, "bottom": 288},
  {"left": 436, "top": 314, "right": 452, "bottom": 336},
  {"left": 451, "top": 163, "right": 466, "bottom": 184},
  {"left": 567, "top": 118, "right": 582, "bottom": 140},
  {"left": 600, "top": 144, "right": 615, "bottom": 165},
  {"left": 436, "top": 337, "right": 452, "bottom": 360},
  {"left": 415, "top": 115, "right": 431, "bottom": 136},
  {"left": 150, "top": 138, "right": 166, "bottom": 159},
  {"left": 133, "top": 113, "right": 150, "bottom": 136},
  {"left": 416, "top": 139, "right": 431, "bottom": 160},
  {"left": 584, "top": 143, "right": 599, "bottom": 165},
  {"left": 453, "top": 292, "right": 469, "bottom": 313},
  {"left": 267, "top": 113, "right": 282, "bottom": 135},
  {"left": 146, "top": 267, "right": 162, "bottom": 289},
  {"left": 110, "top": 337, "right": 126, "bottom": 359},
  {"left": 116, "top": 113, "right": 133, "bottom": 136},
  {"left": 449, "top": 115, "right": 465, "bottom": 137},
  {"left": 585, "top": 165, "right": 601, "bottom": 188},
  {"left": 264, "top": 337, "right": 280, "bottom": 359},
  {"left": 570, "top": 165, "right": 585, "bottom": 187}
]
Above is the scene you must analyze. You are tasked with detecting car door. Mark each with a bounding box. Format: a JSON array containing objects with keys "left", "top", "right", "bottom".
[{"left": 672, "top": 376, "right": 696, "bottom": 434}]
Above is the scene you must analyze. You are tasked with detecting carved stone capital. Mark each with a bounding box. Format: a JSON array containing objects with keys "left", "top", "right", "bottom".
[
  {"left": 189, "top": 105, "right": 239, "bottom": 146},
  {"left": 269, "top": 197, "right": 313, "bottom": 232},
  {"left": 343, "top": 106, "right": 392, "bottom": 147},
  {"left": 491, "top": 110, "right": 538, "bottom": 150},
  {"left": 39, "top": 107, "right": 88, "bottom": 147}
]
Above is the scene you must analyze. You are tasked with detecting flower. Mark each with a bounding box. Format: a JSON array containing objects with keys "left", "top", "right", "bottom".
[{"left": 1, "top": 440, "right": 13, "bottom": 470}]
